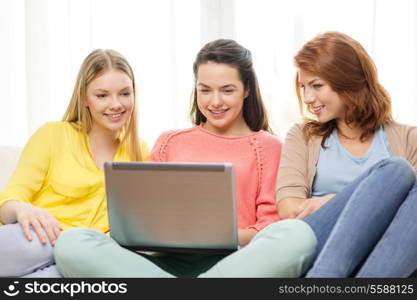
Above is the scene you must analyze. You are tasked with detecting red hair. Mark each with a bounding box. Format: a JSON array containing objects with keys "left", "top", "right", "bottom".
[{"left": 294, "top": 31, "right": 392, "bottom": 142}]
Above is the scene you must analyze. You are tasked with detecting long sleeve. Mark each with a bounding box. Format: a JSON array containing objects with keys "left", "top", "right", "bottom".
[
  {"left": 150, "top": 130, "right": 176, "bottom": 162},
  {"left": 383, "top": 121, "right": 417, "bottom": 173},
  {"left": 0, "top": 123, "right": 52, "bottom": 207},
  {"left": 249, "top": 136, "right": 281, "bottom": 231},
  {"left": 275, "top": 124, "right": 310, "bottom": 202},
  {"left": 405, "top": 126, "right": 417, "bottom": 172}
]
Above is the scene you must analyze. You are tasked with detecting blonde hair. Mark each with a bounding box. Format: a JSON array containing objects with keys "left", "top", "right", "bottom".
[
  {"left": 63, "top": 49, "right": 142, "bottom": 161},
  {"left": 294, "top": 31, "right": 392, "bottom": 143}
]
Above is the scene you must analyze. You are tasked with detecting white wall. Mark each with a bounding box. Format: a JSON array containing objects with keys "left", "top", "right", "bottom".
[{"left": 0, "top": 0, "right": 416, "bottom": 148}]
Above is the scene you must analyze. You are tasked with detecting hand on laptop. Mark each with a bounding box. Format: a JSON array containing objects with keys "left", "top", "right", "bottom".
[{"left": 238, "top": 228, "right": 258, "bottom": 247}]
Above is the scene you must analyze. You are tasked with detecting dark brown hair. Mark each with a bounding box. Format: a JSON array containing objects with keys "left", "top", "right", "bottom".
[
  {"left": 294, "top": 31, "right": 392, "bottom": 142},
  {"left": 190, "top": 39, "right": 271, "bottom": 132}
]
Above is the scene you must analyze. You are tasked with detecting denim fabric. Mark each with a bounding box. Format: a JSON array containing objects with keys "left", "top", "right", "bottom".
[
  {"left": 0, "top": 223, "right": 61, "bottom": 277},
  {"left": 304, "top": 157, "right": 416, "bottom": 277},
  {"left": 356, "top": 182, "right": 417, "bottom": 277}
]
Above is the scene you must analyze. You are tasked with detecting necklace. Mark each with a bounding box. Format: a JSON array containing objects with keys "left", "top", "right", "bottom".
[{"left": 337, "top": 131, "right": 360, "bottom": 140}]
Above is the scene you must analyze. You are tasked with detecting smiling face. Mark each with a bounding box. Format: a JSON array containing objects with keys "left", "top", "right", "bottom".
[
  {"left": 86, "top": 69, "right": 134, "bottom": 135},
  {"left": 196, "top": 62, "right": 249, "bottom": 135},
  {"left": 298, "top": 69, "right": 345, "bottom": 123}
]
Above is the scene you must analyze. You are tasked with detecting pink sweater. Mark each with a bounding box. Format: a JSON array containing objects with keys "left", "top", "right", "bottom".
[{"left": 151, "top": 125, "right": 281, "bottom": 231}]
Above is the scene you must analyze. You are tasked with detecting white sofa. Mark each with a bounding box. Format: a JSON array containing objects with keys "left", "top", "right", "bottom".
[{"left": 0, "top": 145, "right": 22, "bottom": 190}]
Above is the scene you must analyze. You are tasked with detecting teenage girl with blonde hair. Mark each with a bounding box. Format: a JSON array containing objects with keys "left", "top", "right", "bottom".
[{"left": 0, "top": 49, "right": 149, "bottom": 277}]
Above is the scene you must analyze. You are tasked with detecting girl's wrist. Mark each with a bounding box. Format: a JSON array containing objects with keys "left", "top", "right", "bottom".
[{"left": 0, "top": 200, "right": 23, "bottom": 223}]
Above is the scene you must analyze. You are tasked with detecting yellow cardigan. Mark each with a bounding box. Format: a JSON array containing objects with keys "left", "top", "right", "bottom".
[{"left": 0, "top": 121, "right": 149, "bottom": 232}]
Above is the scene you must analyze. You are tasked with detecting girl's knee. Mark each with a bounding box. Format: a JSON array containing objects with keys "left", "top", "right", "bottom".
[
  {"left": 55, "top": 228, "right": 99, "bottom": 253},
  {"left": 0, "top": 223, "right": 53, "bottom": 257},
  {"left": 0, "top": 223, "right": 54, "bottom": 276},
  {"left": 54, "top": 228, "right": 100, "bottom": 266},
  {"left": 381, "top": 157, "right": 415, "bottom": 179},
  {"left": 54, "top": 228, "right": 113, "bottom": 277},
  {"left": 257, "top": 219, "right": 317, "bottom": 252},
  {"left": 280, "top": 219, "right": 317, "bottom": 249}
]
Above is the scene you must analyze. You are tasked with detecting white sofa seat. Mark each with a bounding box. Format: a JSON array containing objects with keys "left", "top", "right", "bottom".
[{"left": 0, "top": 145, "right": 22, "bottom": 190}]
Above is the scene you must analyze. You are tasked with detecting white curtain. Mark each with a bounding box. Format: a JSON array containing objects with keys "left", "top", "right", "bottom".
[
  {"left": 0, "top": 0, "right": 201, "bottom": 147},
  {"left": 234, "top": 0, "right": 417, "bottom": 136},
  {"left": 1, "top": 0, "right": 416, "bottom": 148}
]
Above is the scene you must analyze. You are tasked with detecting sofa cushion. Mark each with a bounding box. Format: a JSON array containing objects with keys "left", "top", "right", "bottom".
[{"left": 0, "top": 145, "right": 22, "bottom": 190}]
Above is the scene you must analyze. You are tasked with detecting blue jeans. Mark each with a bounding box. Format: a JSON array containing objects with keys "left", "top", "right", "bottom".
[{"left": 304, "top": 157, "right": 417, "bottom": 277}]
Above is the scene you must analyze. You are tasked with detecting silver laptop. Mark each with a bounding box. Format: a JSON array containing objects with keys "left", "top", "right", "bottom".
[{"left": 104, "top": 162, "right": 238, "bottom": 254}]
